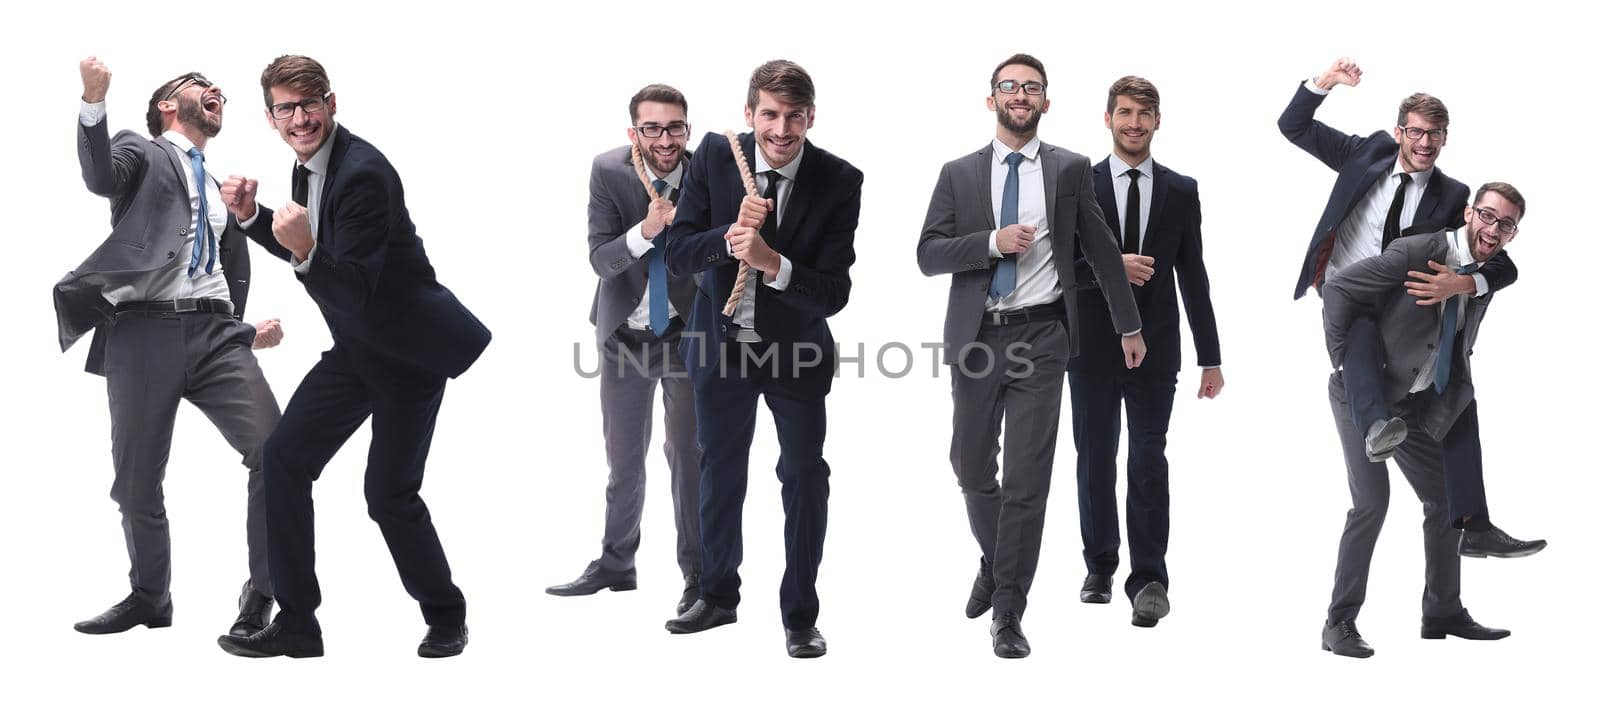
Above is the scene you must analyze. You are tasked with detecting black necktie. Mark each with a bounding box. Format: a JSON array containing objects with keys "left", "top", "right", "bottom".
[
  {"left": 1382, "top": 172, "right": 1412, "bottom": 249},
  {"left": 761, "top": 170, "right": 781, "bottom": 243},
  {"left": 292, "top": 164, "right": 310, "bottom": 206},
  {"left": 1123, "top": 168, "right": 1142, "bottom": 255}
]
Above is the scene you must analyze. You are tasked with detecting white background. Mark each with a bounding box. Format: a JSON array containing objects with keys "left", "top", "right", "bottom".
[{"left": 2, "top": 0, "right": 1592, "bottom": 708}]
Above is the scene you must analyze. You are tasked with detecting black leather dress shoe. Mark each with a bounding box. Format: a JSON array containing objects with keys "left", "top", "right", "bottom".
[
  {"left": 1080, "top": 573, "right": 1113, "bottom": 604},
  {"left": 230, "top": 583, "right": 274, "bottom": 637},
  {"left": 965, "top": 558, "right": 995, "bottom": 618},
  {"left": 1131, "top": 582, "right": 1170, "bottom": 628},
  {"left": 546, "top": 561, "right": 638, "bottom": 596},
  {"left": 418, "top": 624, "right": 469, "bottom": 658},
  {"left": 678, "top": 574, "right": 700, "bottom": 615},
  {"left": 216, "top": 622, "right": 324, "bottom": 658},
  {"left": 785, "top": 627, "right": 827, "bottom": 658},
  {"left": 1421, "top": 610, "right": 1509, "bottom": 640},
  {"left": 1458, "top": 525, "right": 1547, "bottom": 559},
  {"left": 1321, "top": 619, "right": 1374, "bottom": 658},
  {"left": 74, "top": 593, "right": 172, "bottom": 635},
  {"left": 991, "top": 612, "right": 1030, "bottom": 659},
  {"left": 1364, "top": 417, "right": 1408, "bottom": 462},
  {"left": 665, "top": 600, "right": 736, "bottom": 634}
]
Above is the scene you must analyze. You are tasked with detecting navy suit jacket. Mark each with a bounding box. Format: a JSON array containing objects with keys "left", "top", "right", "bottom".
[
  {"left": 1070, "top": 158, "right": 1219, "bottom": 375},
  {"left": 245, "top": 126, "right": 490, "bottom": 379},
  {"left": 1277, "top": 83, "right": 1514, "bottom": 300},
  {"left": 662, "top": 132, "right": 861, "bottom": 398}
]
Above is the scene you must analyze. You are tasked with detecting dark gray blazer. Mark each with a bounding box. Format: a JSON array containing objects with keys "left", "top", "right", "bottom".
[
  {"left": 1323, "top": 230, "right": 1491, "bottom": 439},
  {"left": 917, "top": 140, "right": 1140, "bottom": 364},
  {"left": 586, "top": 145, "right": 697, "bottom": 339},
  {"left": 54, "top": 118, "right": 252, "bottom": 375}
]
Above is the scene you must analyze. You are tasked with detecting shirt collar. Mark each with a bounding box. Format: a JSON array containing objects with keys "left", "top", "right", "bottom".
[
  {"left": 644, "top": 159, "right": 684, "bottom": 191},
  {"left": 1107, "top": 152, "right": 1154, "bottom": 179},
  {"left": 992, "top": 135, "right": 1041, "bottom": 163},
  {"left": 299, "top": 123, "right": 339, "bottom": 175},
  {"left": 753, "top": 139, "right": 804, "bottom": 182},
  {"left": 1447, "top": 229, "right": 1477, "bottom": 267},
  {"left": 162, "top": 130, "right": 198, "bottom": 155},
  {"left": 1391, "top": 157, "right": 1434, "bottom": 190}
]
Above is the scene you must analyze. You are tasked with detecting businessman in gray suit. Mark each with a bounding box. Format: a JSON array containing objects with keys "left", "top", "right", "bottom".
[
  {"left": 548, "top": 85, "right": 702, "bottom": 615},
  {"left": 55, "top": 58, "right": 283, "bottom": 638},
  {"left": 918, "top": 53, "right": 1144, "bottom": 658},
  {"left": 1318, "top": 182, "right": 1542, "bottom": 658}
]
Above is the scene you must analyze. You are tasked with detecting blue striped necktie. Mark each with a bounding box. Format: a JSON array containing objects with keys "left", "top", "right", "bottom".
[
  {"left": 648, "top": 178, "right": 670, "bottom": 335},
  {"left": 185, "top": 147, "right": 216, "bottom": 276}
]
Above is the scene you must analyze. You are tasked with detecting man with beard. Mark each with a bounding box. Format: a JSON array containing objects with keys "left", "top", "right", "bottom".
[
  {"left": 215, "top": 55, "right": 490, "bottom": 659},
  {"left": 55, "top": 57, "right": 285, "bottom": 638},
  {"left": 1319, "top": 183, "right": 1543, "bottom": 658},
  {"left": 917, "top": 53, "right": 1144, "bottom": 658},
  {"left": 1068, "top": 76, "right": 1223, "bottom": 628},
  {"left": 660, "top": 60, "right": 860, "bottom": 659},
  {"left": 547, "top": 84, "right": 702, "bottom": 616}
]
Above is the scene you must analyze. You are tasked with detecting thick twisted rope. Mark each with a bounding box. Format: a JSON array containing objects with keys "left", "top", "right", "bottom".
[
  {"left": 721, "top": 130, "right": 759, "bottom": 317},
  {"left": 629, "top": 142, "right": 661, "bottom": 201}
]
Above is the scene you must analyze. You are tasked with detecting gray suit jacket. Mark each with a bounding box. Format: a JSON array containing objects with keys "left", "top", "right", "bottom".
[
  {"left": 54, "top": 118, "right": 252, "bottom": 374},
  {"left": 1323, "top": 230, "right": 1491, "bottom": 439},
  {"left": 587, "top": 145, "right": 697, "bottom": 338},
  {"left": 917, "top": 140, "right": 1140, "bottom": 363}
]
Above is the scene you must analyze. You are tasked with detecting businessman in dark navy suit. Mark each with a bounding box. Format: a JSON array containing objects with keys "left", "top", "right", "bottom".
[
  {"left": 1069, "top": 76, "right": 1222, "bottom": 628},
  {"left": 659, "top": 60, "right": 861, "bottom": 659},
  {"left": 216, "top": 55, "right": 490, "bottom": 660}
]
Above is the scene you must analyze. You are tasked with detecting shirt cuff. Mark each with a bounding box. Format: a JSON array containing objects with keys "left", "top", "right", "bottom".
[
  {"left": 80, "top": 100, "right": 106, "bottom": 126},
  {"left": 766, "top": 256, "right": 794, "bottom": 291},
  {"left": 291, "top": 243, "right": 318, "bottom": 274},
  {"left": 237, "top": 204, "right": 260, "bottom": 230},
  {"left": 1201, "top": 364, "right": 1222, "bottom": 370},
  {"left": 988, "top": 230, "right": 1002, "bottom": 258},
  {"left": 625, "top": 224, "right": 652, "bottom": 259},
  {"left": 1303, "top": 79, "right": 1331, "bottom": 96},
  {"left": 1122, "top": 328, "right": 1142, "bottom": 337},
  {"left": 1471, "top": 273, "right": 1488, "bottom": 297}
]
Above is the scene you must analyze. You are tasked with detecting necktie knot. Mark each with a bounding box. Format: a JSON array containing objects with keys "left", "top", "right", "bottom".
[
  {"left": 1396, "top": 172, "right": 1412, "bottom": 186},
  {"left": 1456, "top": 262, "right": 1481, "bottom": 275},
  {"left": 1125, "top": 168, "right": 1141, "bottom": 180},
  {"left": 651, "top": 178, "right": 668, "bottom": 196},
  {"left": 1005, "top": 152, "right": 1024, "bottom": 167},
  {"left": 187, "top": 146, "right": 204, "bottom": 160}
]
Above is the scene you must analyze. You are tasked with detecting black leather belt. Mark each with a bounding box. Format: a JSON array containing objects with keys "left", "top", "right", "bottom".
[
  {"left": 985, "top": 302, "right": 1065, "bottom": 326},
  {"left": 115, "top": 298, "right": 234, "bottom": 316}
]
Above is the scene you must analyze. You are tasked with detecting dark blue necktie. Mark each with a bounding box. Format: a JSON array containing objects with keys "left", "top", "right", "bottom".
[
  {"left": 186, "top": 147, "right": 216, "bottom": 276},
  {"left": 648, "top": 178, "right": 670, "bottom": 335},
  {"left": 1434, "top": 261, "right": 1481, "bottom": 393},
  {"left": 989, "top": 151, "right": 1024, "bottom": 298}
]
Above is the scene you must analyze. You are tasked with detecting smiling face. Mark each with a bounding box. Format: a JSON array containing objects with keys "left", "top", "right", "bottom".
[
  {"left": 987, "top": 63, "right": 1049, "bottom": 137},
  {"left": 628, "top": 100, "right": 690, "bottom": 176},
  {"left": 266, "top": 86, "right": 336, "bottom": 163},
  {"left": 159, "top": 78, "right": 224, "bottom": 139},
  {"left": 744, "top": 90, "right": 812, "bottom": 169},
  {"left": 1463, "top": 190, "right": 1521, "bottom": 263},
  {"left": 1394, "top": 111, "right": 1446, "bottom": 173},
  {"left": 1105, "top": 94, "right": 1159, "bottom": 163}
]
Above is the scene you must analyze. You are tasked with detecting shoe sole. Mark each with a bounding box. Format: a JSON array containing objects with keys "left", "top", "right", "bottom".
[
  {"left": 788, "top": 646, "right": 827, "bottom": 659},
  {"left": 216, "top": 636, "right": 324, "bottom": 658},
  {"left": 1365, "top": 420, "right": 1407, "bottom": 462},
  {"left": 418, "top": 646, "right": 466, "bottom": 658},
  {"left": 965, "top": 600, "right": 991, "bottom": 619},
  {"left": 664, "top": 614, "right": 737, "bottom": 635},
  {"left": 1459, "top": 541, "right": 1547, "bottom": 559},
  {"left": 1421, "top": 630, "right": 1511, "bottom": 641},
  {"left": 1321, "top": 641, "right": 1375, "bottom": 658},
  {"left": 1131, "top": 585, "right": 1170, "bottom": 627},
  {"left": 544, "top": 581, "right": 638, "bottom": 596},
  {"left": 1081, "top": 594, "right": 1112, "bottom": 605},
  {"left": 993, "top": 647, "right": 1031, "bottom": 659},
  {"left": 73, "top": 617, "right": 172, "bottom": 635}
]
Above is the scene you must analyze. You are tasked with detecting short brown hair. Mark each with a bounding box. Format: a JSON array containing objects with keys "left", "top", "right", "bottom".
[
  {"left": 1106, "top": 75, "right": 1159, "bottom": 114},
  {"left": 1475, "top": 181, "right": 1527, "bottom": 220},
  {"left": 629, "top": 84, "right": 687, "bottom": 123},
  {"left": 1396, "top": 93, "right": 1449, "bottom": 128},
  {"left": 990, "top": 53, "right": 1047, "bottom": 91},
  {"left": 260, "top": 55, "right": 331, "bottom": 107},
  {"left": 146, "top": 72, "right": 206, "bottom": 137},
  {"left": 747, "top": 60, "right": 815, "bottom": 110}
]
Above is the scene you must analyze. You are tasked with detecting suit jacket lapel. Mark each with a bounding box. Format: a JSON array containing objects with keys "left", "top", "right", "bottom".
[
  {"left": 1093, "top": 159, "right": 1119, "bottom": 241},
  {"left": 1041, "top": 145, "right": 1059, "bottom": 235},
  {"left": 152, "top": 137, "right": 187, "bottom": 189},
  {"left": 974, "top": 144, "right": 995, "bottom": 230},
  {"left": 1146, "top": 162, "right": 1170, "bottom": 249},
  {"left": 315, "top": 127, "right": 350, "bottom": 245},
  {"left": 1417, "top": 168, "right": 1444, "bottom": 224}
]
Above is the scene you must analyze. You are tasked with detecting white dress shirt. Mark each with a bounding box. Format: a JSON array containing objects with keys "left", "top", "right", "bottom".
[
  {"left": 728, "top": 141, "right": 797, "bottom": 339},
  {"left": 1410, "top": 230, "right": 1477, "bottom": 393},
  {"left": 624, "top": 161, "right": 683, "bottom": 330},
  {"left": 81, "top": 101, "right": 232, "bottom": 306},
  {"left": 984, "top": 136, "right": 1057, "bottom": 311}
]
